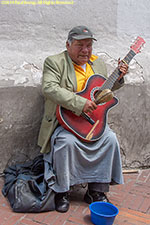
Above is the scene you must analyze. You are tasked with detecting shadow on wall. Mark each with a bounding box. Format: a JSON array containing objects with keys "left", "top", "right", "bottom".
[{"left": 0, "top": 86, "right": 44, "bottom": 173}]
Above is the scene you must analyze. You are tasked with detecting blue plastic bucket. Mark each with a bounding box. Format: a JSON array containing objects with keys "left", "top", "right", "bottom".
[{"left": 89, "top": 202, "right": 119, "bottom": 225}]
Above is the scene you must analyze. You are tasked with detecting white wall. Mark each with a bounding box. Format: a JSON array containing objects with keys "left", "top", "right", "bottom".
[{"left": 0, "top": 0, "right": 149, "bottom": 86}]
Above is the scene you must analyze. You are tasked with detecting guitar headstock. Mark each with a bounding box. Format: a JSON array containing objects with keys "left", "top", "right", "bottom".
[{"left": 130, "top": 36, "right": 145, "bottom": 54}]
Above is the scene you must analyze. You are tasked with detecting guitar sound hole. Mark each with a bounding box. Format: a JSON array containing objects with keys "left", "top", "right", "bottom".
[
  {"left": 90, "top": 87, "right": 102, "bottom": 102},
  {"left": 94, "top": 90, "right": 102, "bottom": 99}
]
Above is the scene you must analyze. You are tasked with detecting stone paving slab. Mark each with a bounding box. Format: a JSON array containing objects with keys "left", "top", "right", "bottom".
[{"left": 0, "top": 169, "right": 150, "bottom": 225}]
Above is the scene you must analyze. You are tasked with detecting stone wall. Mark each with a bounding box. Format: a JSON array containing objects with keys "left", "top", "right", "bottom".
[{"left": 0, "top": 0, "right": 150, "bottom": 172}]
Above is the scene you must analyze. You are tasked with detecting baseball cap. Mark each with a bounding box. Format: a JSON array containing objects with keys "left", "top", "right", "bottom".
[{"left": 67, "top": 26, "right": 97, "bottom": 41}]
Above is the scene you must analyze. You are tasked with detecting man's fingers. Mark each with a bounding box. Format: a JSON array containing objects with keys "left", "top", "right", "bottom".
[
  {"left": 118, "top": 59, "right": 128, "bottom": 78},
  {"left": 83, "top": 100, "right": 97, "bottom": 113}
]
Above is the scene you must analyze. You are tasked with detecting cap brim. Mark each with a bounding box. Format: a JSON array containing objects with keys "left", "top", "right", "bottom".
[{"left": 72, "top": 35, "right": 97, "bottom": 41}]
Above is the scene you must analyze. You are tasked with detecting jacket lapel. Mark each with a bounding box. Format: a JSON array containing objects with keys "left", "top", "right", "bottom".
[{"left": 65, "top": 51, "right": 77, "bottom": 92}]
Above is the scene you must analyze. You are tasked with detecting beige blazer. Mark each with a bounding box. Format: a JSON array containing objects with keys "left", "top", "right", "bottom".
[{"left": 38, "top": 50, "right": 123, "bottom": 154}]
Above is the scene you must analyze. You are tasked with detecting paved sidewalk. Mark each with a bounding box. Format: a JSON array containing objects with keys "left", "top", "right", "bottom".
[{"left": 0, "top": 168, "right": 150, "bottom": 225}]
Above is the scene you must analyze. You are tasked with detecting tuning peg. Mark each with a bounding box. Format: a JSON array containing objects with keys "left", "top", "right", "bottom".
[
  {"left": 131, "top": 39, "right": 135, "bottom": 43},
  {"left": 132, "top": 37, "right": 137, "bottom": 41},
  {"left": 140, "top": 46, "right": 145, "bottom": 51}
]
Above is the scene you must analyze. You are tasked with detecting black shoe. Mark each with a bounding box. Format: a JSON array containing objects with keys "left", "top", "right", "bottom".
[
  {"left": 55, "top": 192, "right": 70, "bottom": 213},
  {"left": 84, "top": 190, "right": 109, "bottom": 204}
]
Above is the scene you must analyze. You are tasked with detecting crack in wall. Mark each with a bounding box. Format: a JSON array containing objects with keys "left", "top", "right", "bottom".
[{"left": 0, "top": 61, "right": 42, "bottom": 87}]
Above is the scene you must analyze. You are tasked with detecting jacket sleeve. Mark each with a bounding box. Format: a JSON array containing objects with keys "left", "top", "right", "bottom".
[{"left": 42, "top": 57, "right": 87, "bottom": 116}]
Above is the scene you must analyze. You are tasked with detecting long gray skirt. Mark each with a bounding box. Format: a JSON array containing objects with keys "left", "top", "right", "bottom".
[{"left": 44, "top": 124, "right": 124, "bottom": 193}]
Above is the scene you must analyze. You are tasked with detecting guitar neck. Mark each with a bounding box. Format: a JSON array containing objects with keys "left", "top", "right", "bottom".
[{"left": 101, "top": 49, "right": 136, "bottom": 90}]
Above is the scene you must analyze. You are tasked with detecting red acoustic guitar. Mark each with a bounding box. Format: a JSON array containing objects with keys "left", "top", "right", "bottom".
[{"left": 56, "top": 37, "right": 145, "bottom": 142}]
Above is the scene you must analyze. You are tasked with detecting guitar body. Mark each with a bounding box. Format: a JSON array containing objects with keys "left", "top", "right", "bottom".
[{"left": 56, "top": 74, "right": 118, "bottom": 142}]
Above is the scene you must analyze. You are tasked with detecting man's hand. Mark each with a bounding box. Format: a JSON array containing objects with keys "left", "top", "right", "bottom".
[
  {"left": 83, "top": 99, "right": 97, "bottom": 114},
  {"left": 118, "top": 58, "right": 128, "bottom": 81}
]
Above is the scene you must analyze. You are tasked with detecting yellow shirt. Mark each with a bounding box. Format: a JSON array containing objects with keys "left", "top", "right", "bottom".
[{"left": 73, "top": 55, "right": 98, "bottom": 92}]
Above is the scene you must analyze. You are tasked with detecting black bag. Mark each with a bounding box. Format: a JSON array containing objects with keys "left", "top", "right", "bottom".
[{"left": 2, "top": 155, "right": 55, "bottom": 213}]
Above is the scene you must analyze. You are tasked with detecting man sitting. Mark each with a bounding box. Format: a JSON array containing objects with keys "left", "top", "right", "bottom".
[{"left": 38, "top": 25, "right": 128, "bottom": 213}]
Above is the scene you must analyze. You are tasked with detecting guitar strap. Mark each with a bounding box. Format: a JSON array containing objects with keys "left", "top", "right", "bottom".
[
  {"left": 88, "top": 59, "right": 95, "bottom": 74},
  {"left": 88, "top": 60, "right": 93, "bottom": 66}
]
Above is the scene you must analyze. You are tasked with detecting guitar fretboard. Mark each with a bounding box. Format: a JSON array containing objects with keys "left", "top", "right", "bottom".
[{"left": 101, "top": 49, "right": 136, "bottom": 90}]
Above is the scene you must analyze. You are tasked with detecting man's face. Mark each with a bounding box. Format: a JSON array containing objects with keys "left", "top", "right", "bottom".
[{"left": 66, "top": 39, "right": 93, "bottom": 65}]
